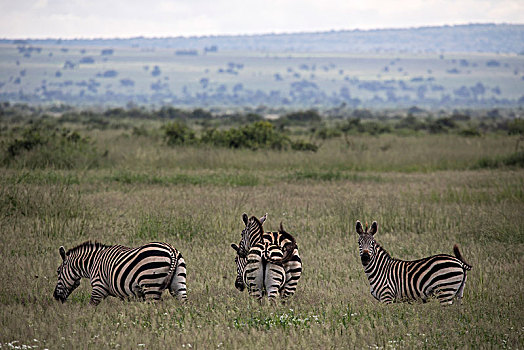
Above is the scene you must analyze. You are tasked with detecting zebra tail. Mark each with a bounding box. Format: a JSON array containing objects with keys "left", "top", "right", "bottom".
[
  {"left": 453, "top": 244, "right": 472, "bottom": 270},
  {"left": 280, "top": 223, "right": 298, "bottom": 264}
]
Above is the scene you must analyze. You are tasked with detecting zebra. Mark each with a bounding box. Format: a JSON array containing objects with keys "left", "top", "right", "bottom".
[
  {"left": 355, "top": 220, "right": 472, "bottom": 305},
  {"left": 53, "top": 241, "right": 187, "bottom": 305},
  {"left": 231, "top": 241, "right": 286, "bottom": 300},
  {"left": 231, "top": 213, "right": 302, "bottom": 299}
]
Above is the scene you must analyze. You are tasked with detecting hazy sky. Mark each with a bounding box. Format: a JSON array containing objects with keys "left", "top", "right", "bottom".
[{"left": 1, "top": 0, "right": 523, "bottom": 39}]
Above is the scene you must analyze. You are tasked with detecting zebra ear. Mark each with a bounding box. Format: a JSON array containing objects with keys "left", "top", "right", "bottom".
[
  {"left": 259, "top": 213, "right": 267, "bottom": 225},
  {"left": 356, "top": 221, "right": 364, "bottom": 235},
  {"left": 369, "top": 221, "right": 378, "bottom": 235},
  {"left": 59, "top": 246, "right": 66, "bottom": 261},
  {"left": 242, "top": 213, "right": 248, "bottom": 226},
  {"left": 231, "top": 243, "right": 239, "bottom": 252}
]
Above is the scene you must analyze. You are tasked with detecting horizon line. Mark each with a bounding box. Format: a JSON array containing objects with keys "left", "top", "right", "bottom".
[{"left": 1, "top": 22, "right": 522, "bottom": 41}]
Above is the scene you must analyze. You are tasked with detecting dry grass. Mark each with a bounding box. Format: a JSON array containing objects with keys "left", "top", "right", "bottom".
[{"left": 0, "top": 131, "right": 523, "bottom": 349}]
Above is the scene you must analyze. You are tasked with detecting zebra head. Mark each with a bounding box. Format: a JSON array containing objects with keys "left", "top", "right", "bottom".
[
  {"left": 237, "top": 213, "right": 266, "bottom": 258},
  {"left": 230, "top": 243, "right": 246, "bottom": 292},
  {"left": 356, "top": 220, "right": 378, "bottom": 267},
  {"left": 53, "top": 246, "right": 81, "bottom": 303}
]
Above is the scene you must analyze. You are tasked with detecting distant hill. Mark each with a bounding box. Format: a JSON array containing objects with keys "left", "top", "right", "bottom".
[{"left": 1, "top": 23, "right": 523, "bottom": 54}]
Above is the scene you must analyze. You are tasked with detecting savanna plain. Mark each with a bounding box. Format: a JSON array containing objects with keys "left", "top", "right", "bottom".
[{"left": 0, "top": 112, "right": 523, "bottom": 349}]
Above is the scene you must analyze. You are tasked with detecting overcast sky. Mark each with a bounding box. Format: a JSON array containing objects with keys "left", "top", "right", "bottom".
[{"left": 1, "top": 0, "right": 523, "bottom": 39}]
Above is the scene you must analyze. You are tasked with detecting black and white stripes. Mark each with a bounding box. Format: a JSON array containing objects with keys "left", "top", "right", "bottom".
[
  {"left": 356, "top": 220, "right": 472, "bottom": 305},
  {"left": 53, "top": 241, "right": 187, "bottom": 305},
  {"left": 53, "top": 216, "right": 473, "bottom": 307},
  {"left": 231, "top": 213, "right": 302, "bottom": 301}
]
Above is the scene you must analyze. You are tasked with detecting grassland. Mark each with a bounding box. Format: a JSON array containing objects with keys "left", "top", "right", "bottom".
[
  {"left": 1, "top": 42, "right": 523, "bottom": 107},
  {"left": 0, "top": 116, "right": 523, "bottom": 349}
]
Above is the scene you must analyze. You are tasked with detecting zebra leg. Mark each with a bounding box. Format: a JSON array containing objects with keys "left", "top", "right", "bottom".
[
  {"left": 89, "top": 285, "right": 109, "bottom": 306},
  {"left": 169, "top": 256, "right": 187, "bottom": 301},
  {"left": 379, "top": 289, "right": 394, "bottom": 304},
  {"left": 142, "top": 284, "right": 163, "bottom": 302},
  {"left": 281, "top": 259, "right": 302, "bottom": 299},
  {"left": 265, "top": 263, "right": 285, "bottom": 302},
  {"left": 436, "top": 293, "right": 455, "bottom": 305},
  {"left": 455, "top": 272, "right": 467, "bottom": 305}
]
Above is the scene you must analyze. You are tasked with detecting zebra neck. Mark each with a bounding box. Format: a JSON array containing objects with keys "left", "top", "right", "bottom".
[
  {"left": 250, "top": 231, "right": 263, "bottom": 245},
  {"left": 74, "top": 245, "right": 110, "bottom": 279},
  {"left": 247, "top": 225, "right": 263, "bottom": 247},
  {"left": 364, "top": 243, "right": 394, "bottom": 274}
]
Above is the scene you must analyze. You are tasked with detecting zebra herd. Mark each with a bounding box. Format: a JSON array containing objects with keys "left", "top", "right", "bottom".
[{"left": 54, "top": 214, "right": 472, "bottom": 306}]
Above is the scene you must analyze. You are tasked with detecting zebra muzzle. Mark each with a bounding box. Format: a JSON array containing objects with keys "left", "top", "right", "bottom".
[
  {"left": 235, "top": 276, "right": 245, "bottom": 292},
  {"left": 361, "top": 252, "right": 371, "bottom": 266},
  {"left": 53, "top": 287, "right": 67, "bottom": 303}
]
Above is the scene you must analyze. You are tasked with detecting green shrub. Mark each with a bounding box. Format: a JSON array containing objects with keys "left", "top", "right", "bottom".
[
  {"left": 3, "top": 126, "right": 102, "bottom": 169},
  {"left": 163, "top": 121, "right": 196, "bottom": 146},
  {"left": 291, "top": 139, "right": 319, "bottom": 152},
  {"left": 458, "top": 128, "right": 481, "bottom": 137},
  {"left": 201, "top": 121, "right": 291, "bottom": 150},
  {"left": 507, "top": 119, "right": 524, "bottom": 135},
  {"left": 395, "top": 115, "right": 425, "bottom": 131},
  {"left": 473, "top": 152, "right": 524, "bottom": 169},
  {"left": 283, "top": 110, "right": 322, "bottom": 123},
  {"left": 427, "top": 117, "right": 458, "bottom": 134}
]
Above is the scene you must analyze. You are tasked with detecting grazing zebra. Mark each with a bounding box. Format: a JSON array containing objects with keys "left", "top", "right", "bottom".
[
  {"left": 355, "top": 220, "right": 472, "bottom": 305},
  {"left": 231, "top": 213, "right": 302, "bottom": 299},
  {"left": 53, "top": 241, "right": 187, "bottom": 305}
]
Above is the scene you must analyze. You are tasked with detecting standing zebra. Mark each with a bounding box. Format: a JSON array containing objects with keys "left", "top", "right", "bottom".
[
  {"left": 231, "top": 213, "right": 302, "bottom": 300},
  {"left": 355, "top": 220, "right": 472, "bottom": 305},
  {"left": 53, "top": 241, "right": 187, "bottom": 305}
]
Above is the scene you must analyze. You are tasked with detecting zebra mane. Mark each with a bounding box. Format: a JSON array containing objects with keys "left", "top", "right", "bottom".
[
  {"left": 66, "top": 241, "right": 111, "bottom": 256},
  {"left": 374, "top": 241, "right": 398, "bottom": 261}
]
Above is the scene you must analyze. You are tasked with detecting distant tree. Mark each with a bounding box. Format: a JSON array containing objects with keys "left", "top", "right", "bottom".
[
  {"left": 204, "top": 45, "right": 218, "bottom": 53},
  {"left": 100, "top": 70, "right": 118, "bottom": 78},
  {"left": 199, "top": 78, "right": 209, "bottom": 88},
  {"left": 175, "top": 50, "right": 198, "bottom": 56},
  {"left": 120, "top": 78, "right": 135, "bottom": 87},
  {"left": 151, "top": 66, "right": 161, "bottom": 77},
  {"left": 453, "top": 86, "right": 471, "bottom": 99},
  {"left": 79, "top": 57, "right": 95, "bottom": 64},
  {"left": 63, "top": 60, "right": 75, "bottom": 69},
  {"left": 191, "top": 108, "right": 212, "bottom": 119},
  {"left": 232, "top": 83, "right": 243, "bottom": 93},
  {"left": 470, "top": 82, "right": 486, "bottom": 98},
  {"left": 486, "top": 60, "right": 501, "bottom": 67},
  {"left": 284, "top": 110, "right": 321, "bottom": 123}
]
